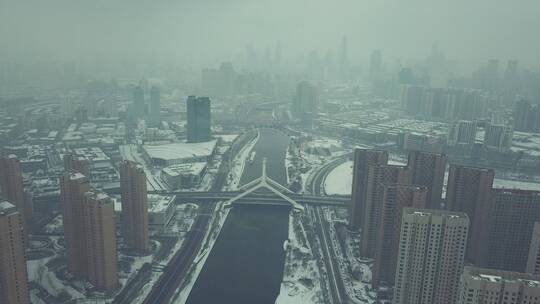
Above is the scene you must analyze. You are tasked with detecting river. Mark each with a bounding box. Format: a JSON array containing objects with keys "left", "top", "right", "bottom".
[{"left": 186, "top": 128, "right": 291, "bottom": 304}]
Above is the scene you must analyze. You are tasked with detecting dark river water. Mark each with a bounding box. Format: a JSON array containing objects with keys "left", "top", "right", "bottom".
[{"left": 186, "top": 128, "right": 291, "bottom": 304}]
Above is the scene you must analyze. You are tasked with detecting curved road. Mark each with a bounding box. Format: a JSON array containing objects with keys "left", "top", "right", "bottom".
[{"left": 307, "top": 154, "right": 351, "bottom": 196}]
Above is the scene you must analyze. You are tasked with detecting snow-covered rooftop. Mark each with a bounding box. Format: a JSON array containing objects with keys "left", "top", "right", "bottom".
[
  {"left": 147, "top": 194, "right": 175, "bottom": 213},
  {"left": 143, "top": 140, "right": 217, "bottom": 162},
  {"left": 162, "top": 162, "right": 207, "bottom": 177},
  {"left": 70, "top": 172, "right": 86, "bottom": 180},
  {"left": 0, "top": 200, "right": 16, "bottom": 213}
]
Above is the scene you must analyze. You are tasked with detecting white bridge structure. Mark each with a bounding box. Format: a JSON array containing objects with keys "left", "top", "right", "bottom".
[{"left": 224, "top": 158, "right": 305, "bottom": 211}]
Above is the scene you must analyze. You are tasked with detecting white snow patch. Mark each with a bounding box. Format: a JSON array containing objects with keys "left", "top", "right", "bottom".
[
  {"left": 226, "top": 131, "right": 259, "bottom": 190},
  {"left": 324, "top": 161, "right": 353, "bottom": 195}
]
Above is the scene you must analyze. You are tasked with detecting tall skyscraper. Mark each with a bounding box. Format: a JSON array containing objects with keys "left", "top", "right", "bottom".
[
  {"left": 447, "top": 165, "right": 494, "bottom": 264},
  {"left": 360, "top": 164, "right": 410, "bottom": 257},
  {"left": 63, "top": 153, "right": 90, "bottom": 177},
  {"left": 372, "top": 185, "right": 427, "bottom": 288},
  {"left": 149, "top": 86, "right": 161, "bottom": 127},
  {"left": 458, "top": 266, "right": 540, "bottom": 304},
  {"left": 186, "top": 95, "right": 211, "bottom": 143},
  {"left": 369, "top": 50, "right": 382, "bottom": 80},
  {"left": 487, "top": 189, "right": 540, "bottom": 272},
  {"left": 292, "top": 81, "right": 319, "bottom": 125},
  {"left": 0, "top": 155, "right": 33, "bottom": 221},
  {"left": 133, "top": 85, "right": 145, "bottom": 119},
  {"left": 338, "top": 36, "right": 349, "bottom": 76},
  {"left": 349, "top": 148, "right": 388, "bottom": 230},
  {"left": 393, "top": 208, "right": 469, "bottom": 304},
  {"left": 61, "top": 171, "right": 118, "bottom": 290},
  {"left": 0, "top": 201, "right": 30, "bottom": 304},
  {"left": 407, "top": 150, "right": 446, "bottom": 209},
  {"left": 526, "top": 222, "right": 540, "bottom": 275},
  {"left": 83, "top": 191, "right": 118, "bottom": 290},
  {"left": 119, "top": 160, "right": 149, "bottom": 252},
  {"left": 60, "top": 172, "right": 91, "bottom": 276}
]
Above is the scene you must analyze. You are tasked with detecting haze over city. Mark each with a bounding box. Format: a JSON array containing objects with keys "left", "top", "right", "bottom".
[
  {"left": 1, "top": 1, "right": 540, "bottom": 304},
  {"left": 2, "top": 0, "right": 540, "bottom": 69}
]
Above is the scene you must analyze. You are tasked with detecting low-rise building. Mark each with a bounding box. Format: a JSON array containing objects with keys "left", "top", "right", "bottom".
[
  {"left": 161, "top": 162, "right": 207, "bottom": 190},
  {"left": 459, "top": 266, "right": 540, "bottom": 304},
  {"left": 147, "top": 195, "right": 176, "bottom": 233}
]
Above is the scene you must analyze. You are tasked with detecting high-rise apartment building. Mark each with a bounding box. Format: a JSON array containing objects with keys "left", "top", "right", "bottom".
[
  {"left": 407, "top": 150, "right": 446, "bottom": 209},
  {"left": 458, "top": 266, "right": 540, "bottom": 304},
  {"left": 83, "top": 191, "right": 118, "bottom": 290},
  {"left": 60, "top": 172, "right": 91, "bottom": 276},
  {"left": 360, "top": 164, "right": 410, "bottom": 257},
  {"left": 0, "top": 201, "right": 30, "bottom": 304},
  {"left": 372, "top": 185, "right": 427, "bottom": 288},
  {"left": 421, "top": 87, "right": 447, "bottom": 119},
  {"left": 149, "top": 86, "right": 161, "bottom": 127},
  {"left": 402, "top": 87, "right": 488, "bottom": 122},
  {"left": 401, "top": 85, "right": 425, "bottom": 115},
  {"left": 119, "top": 160, "right": 149, "bottom": 252},
  {"left": 63, "top": 153, "right": 90, "bottom": 177},
  {"left": 448, "top": 120, "right": 477, "bottom": 146},
  {"left": 484, "top": 123, "right": 513, "bottom": 152},
  {"left": 513, "top": 99, "right": 537, "bottom": 132},
  {"left": 487, "top": 189, "right": 540, "bottom": 272},
  {"left": 61, "top": 172, "right": 119, "bottom": 291},
  {"left": 0, "top": 155, "right": 33, "bottom": 221},
  {"left": 526, "top": 222, "right": 540, "bottom": 275},
  {"left": 292, "top": 81, "right": 319, "bottom": 125},
  {"left": 447, "top": 165, "right": 494, "bottom": 264},
  {"left": 186, "top": 95, "right": 211, "bottom": 143},
  {"left": 349, "top": 148, "right": 388, "bottom": 230},
  {"left": 393, "top": 208, "right": 469, "bottom": 304}
]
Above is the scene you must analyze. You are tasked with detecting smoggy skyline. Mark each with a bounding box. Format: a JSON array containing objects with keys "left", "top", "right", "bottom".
[{"left": 1, "top": 0, "right": 539, "bottom": 70}]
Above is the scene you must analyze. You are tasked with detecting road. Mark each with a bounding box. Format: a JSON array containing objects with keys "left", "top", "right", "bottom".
[
  {"left": 309, "top": 205, "right": 348, "bottom": 304},
  {"left": 305, "top": 155, "right": 351, "bottom": 304},
  {"left": 141, "top": 133, "right": 244, "bottom": 304},
  {"left": 142, "top": 201, "right": 215, "bottom": 304},
  {"left": 306, "top": 154, "right": 351, "bottom": 196}
]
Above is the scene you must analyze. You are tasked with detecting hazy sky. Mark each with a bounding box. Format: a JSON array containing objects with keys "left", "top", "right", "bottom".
[{"left": 1, "top": 0, "right": 539, "bottom": 68}]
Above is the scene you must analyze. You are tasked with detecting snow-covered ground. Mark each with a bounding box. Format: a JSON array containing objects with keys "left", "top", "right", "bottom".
[
  {"left": 324, "top": 161, "right": 353, "bottom": 196},
  {"left": 26, "top": 237, "right": 86, "bottom": 301},
  {"left": 276, "top": 212, "right": 325, "bottom": 304},
  {"left": 30, "top": 201, "right": 200, "bottom": 303},
  {"left": 44, "top": 214, "right": 63, "bottom": 234},
  {"left": 225, "top": 131, "right": 259, "bottom": 190},
  {"left": 286, "top": 135, "right": 348, "bottom": 194},
  {"left": 127, "top": 203, "right": 199, "bottom": 303},
  {"left": 322, "top": 207, "right": 376, "bottom": 304},
  {"left": 324, "top": 159, "right": 540, "bottom": 196}
]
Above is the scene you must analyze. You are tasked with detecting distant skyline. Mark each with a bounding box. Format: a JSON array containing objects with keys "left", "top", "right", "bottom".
[{"left": 1, "top": 0, "right": 539, "bottom": 70}]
